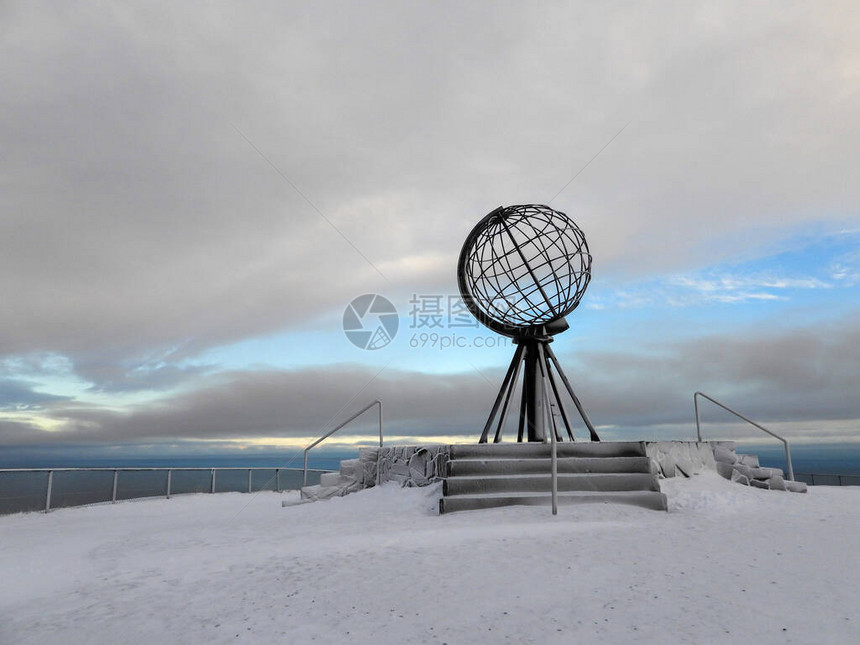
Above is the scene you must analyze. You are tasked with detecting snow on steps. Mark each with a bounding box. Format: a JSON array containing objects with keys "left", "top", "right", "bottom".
[
  {"left": 286, "top": 459, "right": 366, "bottom": 505},
  {"left": 439, "top": 441, "right": 668, "bottom": 514},
  {"left": 444, "top": 472, "right": 660, "bottom": 496},
  {"left": 645, "top": 441, "right": 807, "bottom": 493},
  {"left": 448, "top": 455, "right": 654, "bottom": 476},
  {"left": 440, "top": 490, "right": 670, "bottom": 513}
]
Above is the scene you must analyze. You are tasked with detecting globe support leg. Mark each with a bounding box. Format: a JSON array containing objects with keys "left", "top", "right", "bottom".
[
  {"left": 478, "top": 343, "right": 525, "bottom": 443},
  {"left": 523, "top": 341, "right": 546, "bottom": 442},
  {"left": 516, "top": 376, "right": 528, "bottom": 442},
  {"left": 479, "top": 338, "right": 600, "bottom": 443},
  {"left": 493, "top": 346, "right": 523, "bottom": 443},
  {"left": 539, "top": 342, "right": 575, "bottom": 442},
  {"left": 545, "top": 343, "right": 600, "bottom": 442}
]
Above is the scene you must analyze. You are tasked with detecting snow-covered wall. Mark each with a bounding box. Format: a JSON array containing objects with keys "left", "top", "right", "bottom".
[
  {"left": 646, "top": 440, "right": 807, "bottom": 493},
  {"left": 307, "top": 441, "right": 807, "bottom": 500},
  {"left": 644, "top": 441, "right": 729, "bottom": 478},
  {"left": 366, "top": 441, "right": 733, "bottom": 487},
  {"left": 362, "top": 445, "right": 450, "bottom": 487}
]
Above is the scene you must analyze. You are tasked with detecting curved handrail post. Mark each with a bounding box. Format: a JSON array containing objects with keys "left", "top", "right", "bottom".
[
  {"left": 303, "top": 400, "right": 383, "bottom": 487},
  {"left": 694, "top": 392, "right": 794, "bottom": 481},
  {"left": 694, "top": 392, "right": 703, "bottom": 442}
]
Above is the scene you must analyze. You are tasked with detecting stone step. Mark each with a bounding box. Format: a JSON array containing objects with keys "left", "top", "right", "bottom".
[
  {"left": 299, "top": 484, "right": 346, "bottom": 502},
  {"left": 732, "top": 464, "right": 785, "bottom": 481},
  {"left": 736, "top": 453, "right": 760, "bottom": 467},
  {"left": 449, "top": 441, "right": 647, "bottom": 460},
  {"left": 339, "top": 459, "right": 362, "bottom": 477},
  {"left": 447, "top": 456, "right": 654, "bottom": 477},
  {"left": 785, "top": 480, "right": 808, "bottom": 493},
  {"left": 439, "top": 490, "right": 668, "bottom": 514},
  {"left": 320, "top": 472, "right": 350, "bottom": 487},
  {"left": 443, "top": 473, "right": 661, "bottom": 496}
]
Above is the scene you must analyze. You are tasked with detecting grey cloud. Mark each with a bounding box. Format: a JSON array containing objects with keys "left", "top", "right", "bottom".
[
  {"left": 29, "top": 365, "right": 494, "bottom": 444},
  {"left": 567, "top": 317, "right": 860, "bottom": 429},
  {"left": 6, "top": 314, "right": 855, "bottom": 446},
  {"left": 0, "top": 419, "right": 47, "bottom": 444},
  {"left": 3, "top": 1, "right": 859, "bottom": 369},
  {"left": 0, "top": 379, "right": 70, "bottom": 409},
  {"left": 2, "top": 0, "right": 860, "bottom": 448},
  {"left": 70, "top": 348, "right": 217, "bottom": 394}
]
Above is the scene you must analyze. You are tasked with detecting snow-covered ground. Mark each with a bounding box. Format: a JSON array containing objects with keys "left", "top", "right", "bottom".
[{"left": 1, "top": 473, "right": 858, "bottom": 644}]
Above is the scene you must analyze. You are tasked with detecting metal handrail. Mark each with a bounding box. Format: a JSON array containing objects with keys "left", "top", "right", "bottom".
[
  {"left": 796, "top": 472, "right": 859, "bottom": 486},
  {"left": 0, "top": 467, "right": 310, "bottom": 472},
  {"left": 0, "top": 466, "right": 330, "bottom": 514},
  {"left": 303, "top": 399, "right": 383, "bottom": 486},
  {"left": 694, "top": 391, "right": 794, "bottom": 481}
]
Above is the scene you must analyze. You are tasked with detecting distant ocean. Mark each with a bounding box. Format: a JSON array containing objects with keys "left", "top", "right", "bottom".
[
  {"left": 2, "top": 442, "right": 859, "bottom": 474},
  {"left": 739, "top": 442, "right": 860, "bottom": 478}
]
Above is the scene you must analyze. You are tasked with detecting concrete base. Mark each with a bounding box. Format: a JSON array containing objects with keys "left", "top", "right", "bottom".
[{"left": 292, "top": 439, "right": 807, "bottom": 510}]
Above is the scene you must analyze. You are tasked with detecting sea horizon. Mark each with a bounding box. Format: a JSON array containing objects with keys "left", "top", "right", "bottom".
[{"left": 2, "top": 441, "right": 859, "bottom": 475}]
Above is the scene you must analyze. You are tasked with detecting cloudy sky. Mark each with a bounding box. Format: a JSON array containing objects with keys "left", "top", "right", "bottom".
[{"left": 2, "top": 1, "right": 858, "bottom": 458}]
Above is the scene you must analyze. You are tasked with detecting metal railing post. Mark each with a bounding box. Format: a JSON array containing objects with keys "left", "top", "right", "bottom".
[
  {"left": 535, "top": 345, "right": 558, "bottom": 515},
  {"left": 45, "top": 470, "right": 53, "bottom": 513},
  {"left": 275, "top": 468, "right": 280, "bottom": 492},
  {"left": 550, "top": 415, "right": 558, "bottom": 516},
  {"left": 112, "top": 469, "right": 118, "bottom": 503},
  {"left": 784, "top": 444, "right": 794, "bottom": 482},
  {"left": 166, "top": 469, "right": 172, "bottom": 499},
  {"left": 247, "top": 469, "right": 252, "bottom": 493},
  {"left": 210, "top": 468, "right": 216, "bottom": 493},
  {"left": 694, "top": 393, "right": 703, "bottom": 442}
]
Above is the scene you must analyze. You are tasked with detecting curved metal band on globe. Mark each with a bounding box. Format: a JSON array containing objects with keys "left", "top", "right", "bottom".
[{"left": 457, "top": 204, "right": 592, "bottom": 339}]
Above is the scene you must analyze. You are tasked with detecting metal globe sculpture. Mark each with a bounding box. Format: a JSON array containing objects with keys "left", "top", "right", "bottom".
[
  {"left": 458, "top": 204, "right": 591, "bottom": 337},
  {"left": 458, "top": 204, "right": 600, "bottom": 443}
]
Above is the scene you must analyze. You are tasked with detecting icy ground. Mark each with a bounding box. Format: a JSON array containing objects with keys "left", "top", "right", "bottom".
[{"left": 1, "top": 473, "right": 858, "bottom": 644}]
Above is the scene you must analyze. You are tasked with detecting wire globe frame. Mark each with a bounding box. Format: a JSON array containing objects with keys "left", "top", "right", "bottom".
[{"left": 457, "top": 204, "right": 592, "bottom": 338}]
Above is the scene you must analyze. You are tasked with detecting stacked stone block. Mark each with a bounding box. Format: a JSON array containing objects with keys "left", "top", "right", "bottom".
[
  {"left": 295, "top": 445, "right": 450, "bottom": 503},
  {"left": 712, "top": 445, "right": 807, "bottom": 493},
  {"left": 646, "top": 440, "right": 806, "bottom": 493},
  {"left": 644, "top": 441, "right": 720, "bottom": 478}
]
